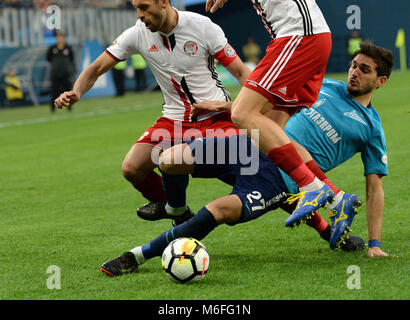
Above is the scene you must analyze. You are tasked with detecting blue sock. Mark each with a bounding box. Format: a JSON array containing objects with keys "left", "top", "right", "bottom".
[
  {"left": 160, "top": 169, "right": 189, "bottom": 208},
  {"left": 141, "top": 206, "right": 218, "bottom": 259}
]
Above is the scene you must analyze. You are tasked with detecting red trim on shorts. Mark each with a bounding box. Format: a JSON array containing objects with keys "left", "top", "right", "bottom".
[
  {"left": 134, "top": 112, "right": 240, "bottom": 149},
  {"left": 244, "top": 33, "right": 332, "bottom": 114}
]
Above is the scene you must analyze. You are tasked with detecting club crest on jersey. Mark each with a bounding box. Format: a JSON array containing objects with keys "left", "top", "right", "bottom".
[
  {"left": 111, "top": 33, "right": 123, "bottom": 47},
  {"left": 183, "top": 41, "right": 198, "bottom": 56},
  {"left": 224, "top": 43, "right": 236, "bottom": 57},
  {"left": 312, "top": 98, "right": 326, "bottom": 109},
  {"left": 344, "top": 110, "right": 367, "bottom": 126}
]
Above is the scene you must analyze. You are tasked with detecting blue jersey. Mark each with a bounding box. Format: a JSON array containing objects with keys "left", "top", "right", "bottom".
[{"left": 281, "top": 79, "right": 388, "bottom": 193}]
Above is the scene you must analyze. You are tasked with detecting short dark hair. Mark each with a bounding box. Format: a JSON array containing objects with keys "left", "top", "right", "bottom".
[{"left": 353, "top": 41, "right": 394, "bottom": 78}]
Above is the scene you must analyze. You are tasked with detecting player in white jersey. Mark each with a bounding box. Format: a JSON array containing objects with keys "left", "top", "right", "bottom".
[
  {"left": 205, "top": 0, "right": 337, "bottom": 229},
  {"left": 106, "top": 7, "right": 242, "bottom": 122},
  {"left": 249, "top": 0, "right": 330, "bottom": 39},
  {"left": 54, "top": 0, "right": 251, "bottom": 218}
]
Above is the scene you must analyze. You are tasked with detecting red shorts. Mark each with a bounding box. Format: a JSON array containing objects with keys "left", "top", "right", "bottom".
[
  {"left": 135, "top": 111, "right": 241, "bottom": 150},
  {"left": 244, "top": 32, "right": 332, "bottom": 116}
]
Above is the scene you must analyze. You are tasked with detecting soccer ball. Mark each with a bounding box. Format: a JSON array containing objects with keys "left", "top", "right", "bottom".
[{"left": 161, "top": 237, "right": 209, "bottom": 283}]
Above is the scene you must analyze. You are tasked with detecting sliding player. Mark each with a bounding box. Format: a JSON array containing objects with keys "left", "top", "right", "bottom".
[
  {"left": 282, "top": 42, "right": 392, "bottom": 254},
  {"left": 184, "top": 41, "right": 393, "bottom": 255},
  {"left": 100, "top": 134, "right": 365, "bottom": 276}
]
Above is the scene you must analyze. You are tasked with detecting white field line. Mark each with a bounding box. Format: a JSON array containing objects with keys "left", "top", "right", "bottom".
[{"left": 0, "top": 104, "right": 147, "bottom": 129}]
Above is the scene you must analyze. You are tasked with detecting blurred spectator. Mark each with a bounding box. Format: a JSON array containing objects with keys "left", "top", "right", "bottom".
[
  {"left": 242, "top": 37, "right": 261, "bottom": 64},
  {"left": 4, "top": 69, "right": 24, "bottom": 107},
  {"left": 112, "top": 60, "right": 126, "bottom": 96},
  {"left": 131, "top": 54, "right": 147, "bottom": 92},
  {"left": 347, "top": 31, "right": 363, "bottom": 60},
  {"left": 46, "top": 31, "right": 75, "bottom": 112}
]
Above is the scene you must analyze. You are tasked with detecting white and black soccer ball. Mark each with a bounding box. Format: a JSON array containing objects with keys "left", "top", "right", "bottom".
[{"left": 161, "top": 237, "right": 209, "bottom": 283}]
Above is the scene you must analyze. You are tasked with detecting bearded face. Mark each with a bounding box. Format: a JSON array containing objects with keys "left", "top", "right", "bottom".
[{"left": 347, "top": 54, "right": 380, "bottom": 97}]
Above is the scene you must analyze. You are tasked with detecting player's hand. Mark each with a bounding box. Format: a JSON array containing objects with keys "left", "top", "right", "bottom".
[
  {"left": 205, "top": 0, "right": 228, "bottom": 13},
  {"left": 191, "top": 101, "right": 231, "bottom": 117},
  {"left": 54, "top": 91, "right": 81, "bottom": 109},
  {"left": 367, "top": 247, "right": 390, "bottom": 258}
]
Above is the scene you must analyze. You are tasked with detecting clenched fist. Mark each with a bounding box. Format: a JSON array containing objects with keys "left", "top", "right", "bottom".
[{"left": 54, "top": 91, "right": 81, "bottom": 109}]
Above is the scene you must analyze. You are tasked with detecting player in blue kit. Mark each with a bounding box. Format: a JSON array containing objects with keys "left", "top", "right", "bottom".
[
  {"left": 281, "top": 78, "right": 387, "bottom": 248},
  {"left": 281, "top": 41, "right": 392, "bottom": 256},
  {"left": 101, "top": 134, "right": 364, "bottom": 276},
  {"left": 175, "top": 41, "right": 392, "bottom": 256}
]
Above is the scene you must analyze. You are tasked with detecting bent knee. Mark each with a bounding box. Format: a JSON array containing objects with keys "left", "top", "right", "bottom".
[
  {"left": 159, "top": 144, "right": 194, "bottom": 175},
  {"left": 231, "top": 103, "right": 261, "bottom": 129},
  {"left": 121, "top": 158, "right": 151, "bottom": 182},
  {"left": 158, "top": 151, "right": 173, "bottom": 173},
  {"left": 208, "top": 206, "right": 241, "bottom": 224},
  {"left": 121, "top": 160, "right": 135, "bottom": 177},
  {"left": 206, "top": 196, "right": 242, "bottom": 224},
  {"left": 231, "top": 106, "right": 248, "bottom": 128},
  {"left": 231, "top": 98, "right": 272, "bottom": 129}
]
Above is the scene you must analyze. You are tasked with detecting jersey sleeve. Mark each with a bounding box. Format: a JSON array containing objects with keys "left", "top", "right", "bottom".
[
  {"left": 213, "top": 43, "right": 238, "bottom": 67},
  {"left": 105, "top": 25, "right": 139, "bottom": 62},
  {"left": 361, "top": 127, "right": 388, "bottom": 176},
  {"left": 202, "top": 18, "right": 237, "bottom": 67}
]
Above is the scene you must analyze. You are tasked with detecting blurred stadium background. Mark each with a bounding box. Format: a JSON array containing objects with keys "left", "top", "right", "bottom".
[
  {"left": 1, "top": 1, "right": 409, "bottom": 301},
  {"left": 0, "top": 0, "right": 408, "bottom": 108}
]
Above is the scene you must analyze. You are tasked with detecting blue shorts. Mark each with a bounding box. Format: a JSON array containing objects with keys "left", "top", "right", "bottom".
[{"left": 187, "top": 135, "right": 289, "bottom": 225}]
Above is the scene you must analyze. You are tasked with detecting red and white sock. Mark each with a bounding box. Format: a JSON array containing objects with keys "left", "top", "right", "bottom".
[
  {"left": 266, "top": 143, "right": 318, "bottom": 189},
  {"left": 305, "top": 160, "right": 341, "bottom": 194},
  {"left": 306, "top": 211, "right": 329, "bottom": 234}
]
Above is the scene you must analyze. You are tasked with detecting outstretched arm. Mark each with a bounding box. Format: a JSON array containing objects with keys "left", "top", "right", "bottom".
[
  {"left": 365, "top": 174, "right": 389, "bottom": 257},
  {"left": 54, "top": 52, "right": 118, "bottom": 108},
  {"left": 191, "top": 100, "right": 233, "bottom": 117},
  {"left": 224, "top": 56, "right": 251, "bottom": 87}
]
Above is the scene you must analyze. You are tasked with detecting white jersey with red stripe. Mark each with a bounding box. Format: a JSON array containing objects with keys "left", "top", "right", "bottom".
[
  {"left": 251, "top": 0, "right": 330, "bottom": 39},
  {"left": 106, "top": 9, "right": 237, "bottom": 122}
]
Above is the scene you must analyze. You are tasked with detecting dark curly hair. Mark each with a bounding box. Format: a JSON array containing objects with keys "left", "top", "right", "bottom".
[{"left": 353, "top": 41, "right": 394, "bottom": 78}]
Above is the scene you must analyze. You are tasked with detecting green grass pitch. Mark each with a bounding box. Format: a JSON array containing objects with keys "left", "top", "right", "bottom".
[{"left": 0, "top": 71, "right": 409, "bottom": 300}]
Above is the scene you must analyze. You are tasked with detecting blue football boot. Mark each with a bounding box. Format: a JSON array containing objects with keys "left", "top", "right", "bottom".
[
  {"left": 328, "top": 192, "right": 362, "bottom": 249},
  {"left": 285, "top": 183, "right": 334, "bottom": 228}
]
